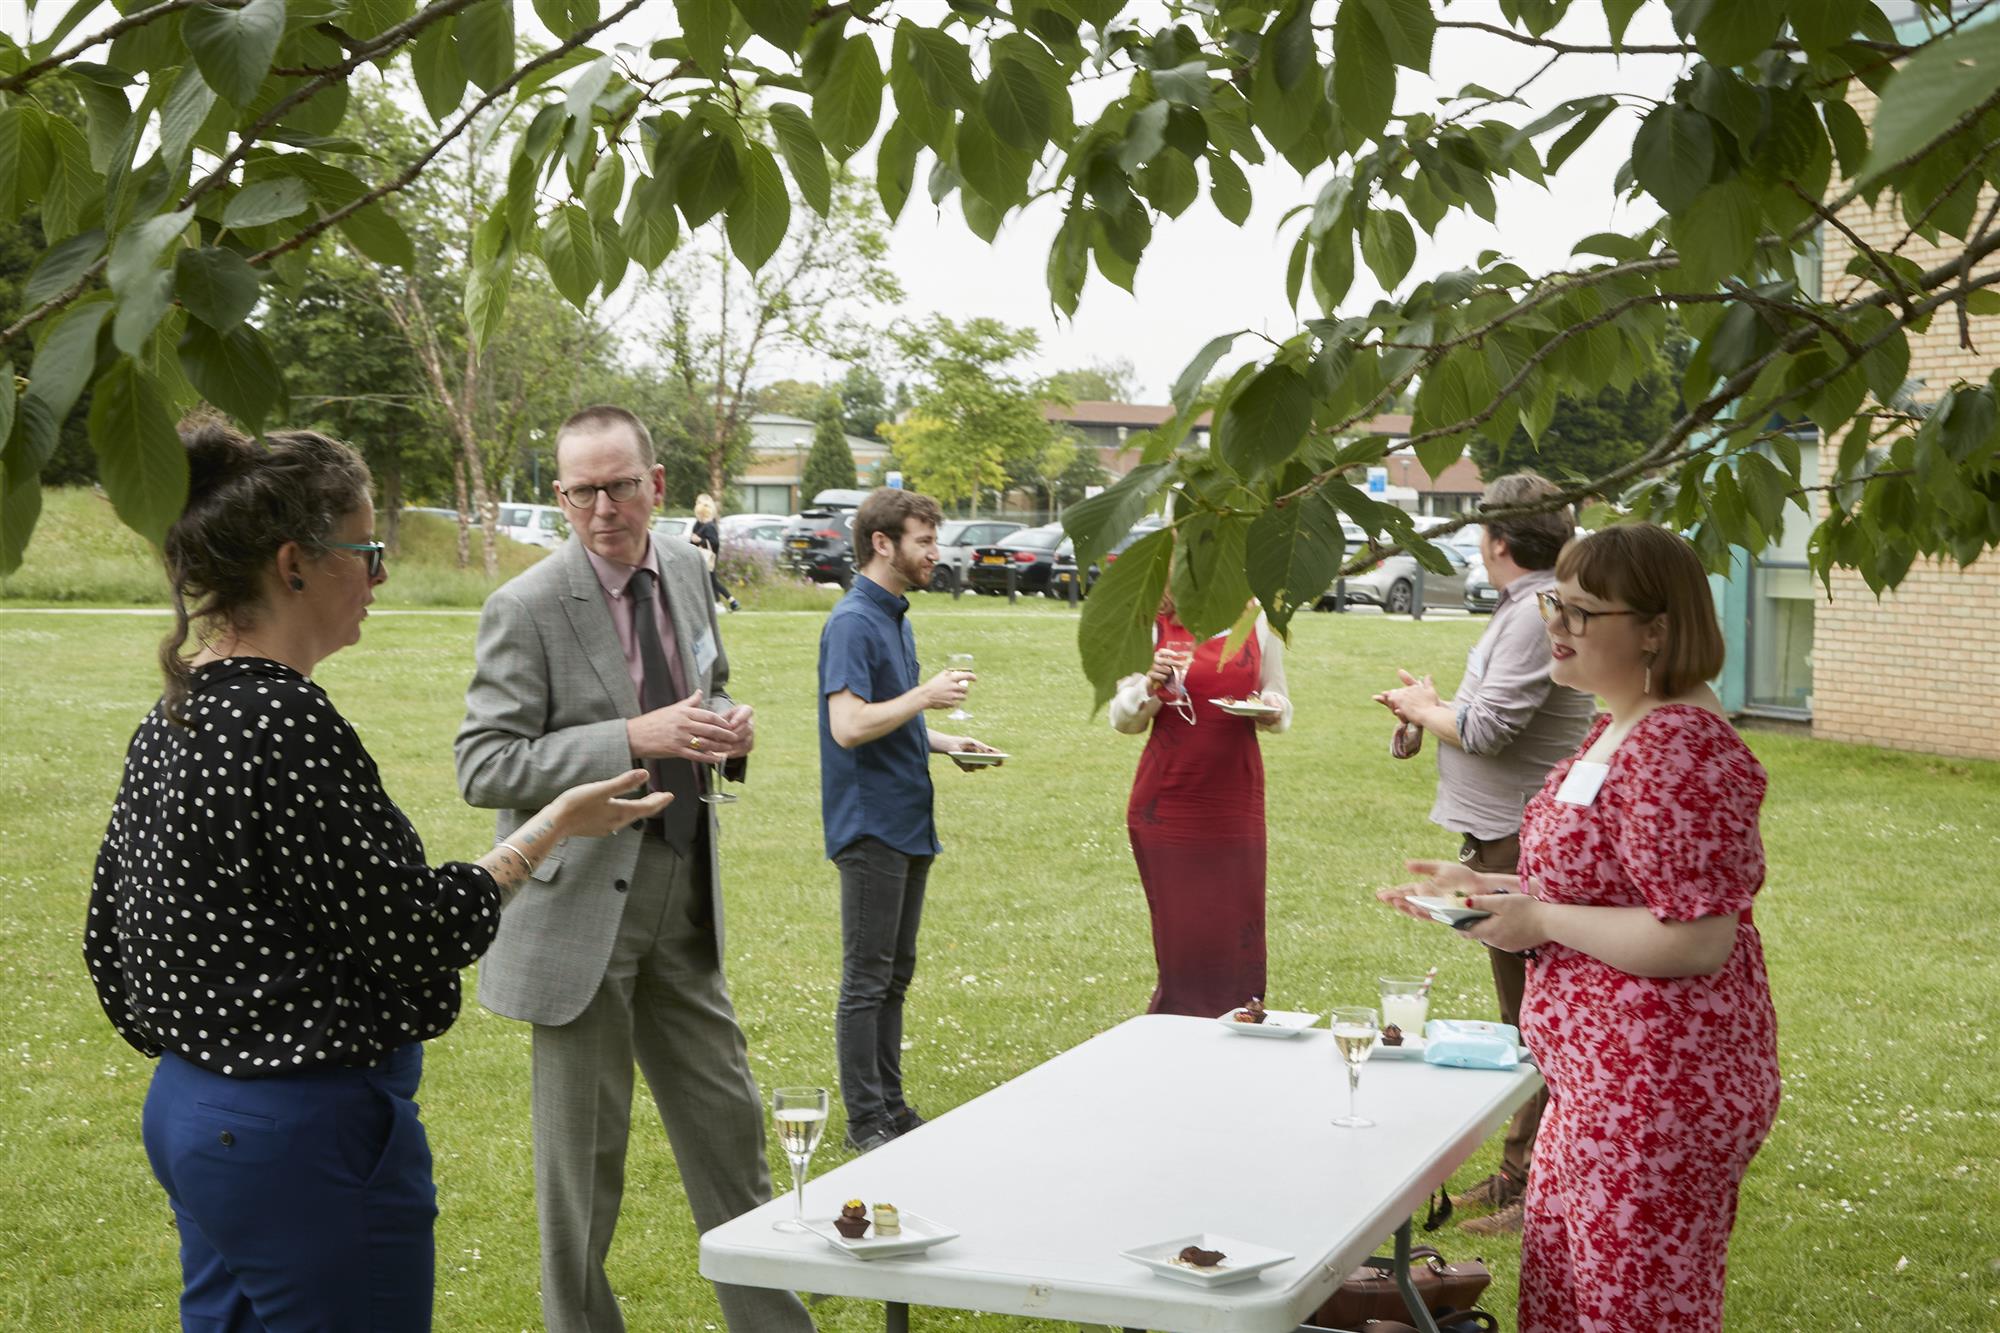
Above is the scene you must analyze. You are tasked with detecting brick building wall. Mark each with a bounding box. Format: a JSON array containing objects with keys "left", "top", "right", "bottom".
[{"left": 1812, "top": 82, "right": 2000, "bottom": 759}]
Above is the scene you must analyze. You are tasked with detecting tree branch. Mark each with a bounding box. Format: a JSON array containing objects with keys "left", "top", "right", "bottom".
[
  {"left": 0, "top": 0, "right": 210, "bottom": 94},
  {"left": 1432, "top": 17, "right": 1907, "bottom": 58}
]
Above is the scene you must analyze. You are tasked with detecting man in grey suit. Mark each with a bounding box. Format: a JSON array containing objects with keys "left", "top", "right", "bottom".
[{"left": 456, "top": 405, "right": 813, "bottom": 1333}]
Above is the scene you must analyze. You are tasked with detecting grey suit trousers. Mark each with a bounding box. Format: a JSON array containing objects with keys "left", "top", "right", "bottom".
[{"left": 531, "top": 833, "right": 813, "bottom": 1333}]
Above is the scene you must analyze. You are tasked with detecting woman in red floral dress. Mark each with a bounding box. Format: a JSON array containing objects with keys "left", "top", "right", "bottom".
[{"left": 1385, "top": 525, "right": 1780, "bottom": 1333}]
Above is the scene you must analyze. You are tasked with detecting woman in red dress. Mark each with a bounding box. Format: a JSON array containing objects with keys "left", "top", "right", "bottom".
[
  {"left": 1384, "top": 525, "right": 1781, "bottom": 1333},
  {"left": 1112, "top": 598, "right": 1291, "bottom": 1016}
]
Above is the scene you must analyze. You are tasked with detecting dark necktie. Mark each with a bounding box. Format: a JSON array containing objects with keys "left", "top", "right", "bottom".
[{"left": 628, "top": 567, "right": 700, "bottom": 853}]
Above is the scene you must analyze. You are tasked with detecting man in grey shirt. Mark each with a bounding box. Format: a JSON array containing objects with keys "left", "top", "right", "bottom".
[{"left": 1375, "top": 472, "right": 1595, "bottom": 1236}]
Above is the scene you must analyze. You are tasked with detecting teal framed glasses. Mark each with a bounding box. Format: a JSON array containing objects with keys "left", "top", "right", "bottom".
[{"left": 327, "top": 541, "right": 386, "bottom": 579}]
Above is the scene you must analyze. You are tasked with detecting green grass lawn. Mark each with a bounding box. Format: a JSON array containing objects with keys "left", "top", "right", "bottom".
[{"left": 1, "top": 603, "right": 1995, "bottom": 1331}]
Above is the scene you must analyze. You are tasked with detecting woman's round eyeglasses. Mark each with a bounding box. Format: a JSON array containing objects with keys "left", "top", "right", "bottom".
[{"left": 1536, "top": 590, "right": 1644, "bottom": 636}]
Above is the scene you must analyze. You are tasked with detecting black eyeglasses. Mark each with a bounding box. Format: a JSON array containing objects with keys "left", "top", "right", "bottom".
[
  {"left": 1536, "top": 590, "right": 1643, "bottom": 636},
  {"left": 327, "top": 541, "right": 386, "bottom": 579},
  {"left": 556, "top": 476, "right": 646, "bottom": 508}
]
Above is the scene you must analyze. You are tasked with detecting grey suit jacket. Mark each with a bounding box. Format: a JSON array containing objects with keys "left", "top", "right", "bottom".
[{"left": 455, "top": 535, "right": 737, "bottom": 1027}]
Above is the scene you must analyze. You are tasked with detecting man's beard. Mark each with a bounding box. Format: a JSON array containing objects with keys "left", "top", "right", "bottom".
[{"left": 889, "top": 546, "right": 932, "bottom": 589}]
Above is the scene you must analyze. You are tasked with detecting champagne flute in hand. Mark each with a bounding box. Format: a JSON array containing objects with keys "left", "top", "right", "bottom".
[
  {"left": 1330, "top": 1007, "right": 1378, "bottom": 1129},
  {"left": 946, "top": 653, "right": 975, "bottom": 721},
  {"left": 771, "top": 1086, "right": 829, "bottom": 1232}
]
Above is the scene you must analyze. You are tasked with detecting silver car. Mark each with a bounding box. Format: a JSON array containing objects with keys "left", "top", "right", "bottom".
[
  {"left": 1321, "top": 527, "right": 1472, "bottom": 614},
  {"left": 717, "top": 513, "right": 789, "bottom": 563},
  {"left": 932, "top": 518, "right": 1025, "bottom": 594}
]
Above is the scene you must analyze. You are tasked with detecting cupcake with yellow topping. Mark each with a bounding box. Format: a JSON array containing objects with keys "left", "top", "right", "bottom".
[{"left": 833, "top": 1199, "right": 869, "bottom": 1239}]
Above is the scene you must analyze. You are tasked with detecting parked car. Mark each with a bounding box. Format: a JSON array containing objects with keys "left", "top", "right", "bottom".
[
  {"left": 931, "top": 518, "right": 1026, "bottom": 593},
  {"left": 967, "top": 523, "right": 1066, "bottom": 595},
  {"left": 497, "top": 503, "right": 569, "bottom": 549},
  {"left": 718, "top": 512, "right": 789, "bottom": 564},
  {"left": 1048, "top": 517, "right": 1166, "bottom": 598},
  {"left": 1323, "top": 541, "right": 1471, "bottom": 613},
  {"left": 783, "top": 488, "right": 870, "bottom": 587},
  {"left": 651, "top": 515, "right": 693, "bottom": 543},
  {"left": 1465, "top": 566, "right": 1500, "bottom": 613}
]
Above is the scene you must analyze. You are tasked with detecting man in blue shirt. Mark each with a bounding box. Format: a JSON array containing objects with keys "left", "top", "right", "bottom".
[{"left": 818, "top": 487, "right": 998, "bottom": 1151}]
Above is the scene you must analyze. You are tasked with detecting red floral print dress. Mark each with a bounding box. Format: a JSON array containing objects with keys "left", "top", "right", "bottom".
[{"left": 1514, "top": 705, "right": 1782, "bottom": 1333}]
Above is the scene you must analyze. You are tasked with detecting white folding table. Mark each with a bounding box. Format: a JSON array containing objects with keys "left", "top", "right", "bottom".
[{"left": 701, "top": 1015, "right": 1541, "bottom": 1333}]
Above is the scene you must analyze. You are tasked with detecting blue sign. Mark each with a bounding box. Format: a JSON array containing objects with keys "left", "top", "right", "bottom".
[{"left": 1366, "top": 466, "right": 1388, "bottom": 495}]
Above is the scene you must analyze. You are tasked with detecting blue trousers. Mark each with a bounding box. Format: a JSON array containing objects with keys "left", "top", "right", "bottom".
[{"left": 142, "top": 1045, "right": 436, "bottom": 1332}]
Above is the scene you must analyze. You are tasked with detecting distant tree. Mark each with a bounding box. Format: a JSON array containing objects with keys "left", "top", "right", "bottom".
[
  {"left": 1054, "top": 444, "right": 1110, "bottom": 511},
  {"left": 756, "top": 379, "right": 830, "bottom": 419},
  {"left": 840, "top": 364, "right": 892, "bottom": 439},
  {"left": 802, "top": 395, "right": 858, "bottom": 498},
  {"left": 1471, "top": 345, "right": 1677, "bottom": 485},
  {"left": 1045, "top": 358, "right": 1141, "bottom": 404}
]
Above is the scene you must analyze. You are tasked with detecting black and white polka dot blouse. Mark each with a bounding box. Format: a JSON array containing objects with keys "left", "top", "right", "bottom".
[{"left": 85, "top": 657, "right": 501, "bottom": 1077}]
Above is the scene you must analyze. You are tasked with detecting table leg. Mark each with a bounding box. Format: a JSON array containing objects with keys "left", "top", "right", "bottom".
[
  {"left": 1391, "top": 1219, "right": 1444, "bottom": 1333},
  {"left": 885, "top": 1301, "right": 910, "bottom": 1333}
]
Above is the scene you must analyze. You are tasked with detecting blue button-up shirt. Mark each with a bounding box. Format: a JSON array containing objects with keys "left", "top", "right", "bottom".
[{"left": 818, "top": 575, "right": 940, "bottom": 860}]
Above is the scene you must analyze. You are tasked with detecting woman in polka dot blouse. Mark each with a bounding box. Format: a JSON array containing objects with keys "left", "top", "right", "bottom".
[{"left": 86, "top": 422, "right": 672, "bottom": 1332}]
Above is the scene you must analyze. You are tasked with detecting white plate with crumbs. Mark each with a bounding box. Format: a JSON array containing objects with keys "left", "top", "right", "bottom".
[
  {"left": 1216, "top": 1007, "right": 1320, "bottom": 1037},
  {"left": 802, "top": 1211, "right": 959, "bottom": 1260},
  {"left": 1120, "top": 1234, "right": 1294, "bottom": 1287}
]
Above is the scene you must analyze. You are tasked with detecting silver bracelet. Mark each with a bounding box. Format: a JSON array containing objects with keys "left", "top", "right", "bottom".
[{"left": 497, "top": 841, "right": 535, "bottom": 877}]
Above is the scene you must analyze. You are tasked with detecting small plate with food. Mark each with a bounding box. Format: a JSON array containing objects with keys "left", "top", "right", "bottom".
[
  {"left": 1371, "top": 1027, "right": 1427, "bottom": 1060},
  {"left": 1406, "top": 894, "right": 1493, "bottom": 928},
  {"left": 1212, "top": 696, "right": 1282, "bottom": 719},
  {"left": 946, "top": 750, "right": 1008, "bottom": 769},
  {"left": 1216, "top": 999, "right": 1320, "bottom": 1037},
  {"left": 1120, "top": 1234, "right": 1294, "bottom": 1287},
  {"left": 804, "top": 1201, "right": 958, "bottom": 1260}
]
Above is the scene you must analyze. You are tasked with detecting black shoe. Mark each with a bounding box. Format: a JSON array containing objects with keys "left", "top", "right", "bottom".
[
  {"left": 844, "top": 1119, "right": 895, "bottom": 1154},
  {"left": 727, "top": 597, "right": 740, "bottom": 611},
  {"left": 890, "top": 1106, "right": 926, "bottom": 1135}
]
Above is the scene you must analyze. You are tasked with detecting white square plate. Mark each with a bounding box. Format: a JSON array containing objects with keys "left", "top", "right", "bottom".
[
  {"left": 1372, "top": 1035, "right": 1427, "bottom": 1060},
  {"left": 1120, "top": 1233, "right": 1294, "bottom": 1287},
  {"left": 947, "top": 750, "right": 1008, "bottom": 767},
  {"left": 1212, "top": 698, "right": 1282, "bottom": 718},
  {"left": 1216, "top": 1007, "right": 1320, "bottom": 1037},
  {"left": 801, "top": 1210, "right": 959, "bottom": 1260},
  {"left": 1407, "top": 895, "right": 1492, "bottom": 927}
]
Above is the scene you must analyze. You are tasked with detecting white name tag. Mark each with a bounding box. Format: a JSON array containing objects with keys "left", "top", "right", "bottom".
[
  {"left": 1554, "top": 760, "right": 1609, "bottom": 805},
  {"left": 692, "top": 629, "right": 718, "bottom": 682}
]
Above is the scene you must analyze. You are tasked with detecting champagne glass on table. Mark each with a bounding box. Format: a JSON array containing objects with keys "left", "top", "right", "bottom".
[
  {"left": 946, "top": 652, "right": 976, "bottom": 721},
  {"left": 771, "top": 1086, "right": 829, "bottom": 1232},
  {"left": 1329, "top": 1007, "right": 1379, "bottom": 1129}
]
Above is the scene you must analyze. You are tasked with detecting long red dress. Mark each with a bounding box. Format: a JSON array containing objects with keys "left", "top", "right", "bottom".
[
  {"left": 1515, "top": 705, "right": 1782, "bottom": 1333},
  {"left": 1126, "top": 614, "right": 1267, "bottom": 1017}
]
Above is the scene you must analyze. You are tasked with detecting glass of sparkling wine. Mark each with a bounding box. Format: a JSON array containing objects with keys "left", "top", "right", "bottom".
[
  {"left": 946, "top": 653, "right": 975, "bottom": 721},
  {"left": 771, "top": 1086, "right": 829, "bottom": 1232},
  {"left": 1330, "top": 1007, "right": 1379, "bottom": 1129},
  {"left": 1378, "top": 977, "right": 1429, "bottom": 1037}
]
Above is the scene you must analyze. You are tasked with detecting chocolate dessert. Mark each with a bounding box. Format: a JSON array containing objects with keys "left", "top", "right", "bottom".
[
  {"left": 1232, "top": 997, "right": 1268, "bottom": 1024},
  {"left": 1381, "top": 1024, "right": 1405, "bottom": 1047},
  {"left": 1176, "top": 1245, "right": 1227, "bottom": 1268},
  {"left": 834, "top": 1199, "right": 869, "bottom": 1239}
]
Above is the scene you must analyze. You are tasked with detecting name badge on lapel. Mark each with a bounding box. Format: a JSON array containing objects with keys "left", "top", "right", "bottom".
[
  {"left": 692, "top": 629, "right": 718, "bottom": 682},
  {"left": 1554, "top": 760, "right": 1609, "bottom": 806}
]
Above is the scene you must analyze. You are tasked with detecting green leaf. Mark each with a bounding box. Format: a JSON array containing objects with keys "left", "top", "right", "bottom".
[
  {"left": 159, "top": 62, "right": 217, "bottom": 168},
  {"left": 178, "top": 319, "right": 284, "bottom": 433},
  {"left": 89, "top": 358, "right": 189, "bottom": 546},
  {"left": 0, "top": 106, "right": 54, "bottom": 220},
  {"left": 0, "top": 445, "right": 42, "bottom": 578},
  {"left": 23, "top": 301, "right": 111, "bottom": 441},
  {"left": 1138, "top": 149, "right": 1199, "bottom": 218},
  {"left": 78, "top": 78, "right": 133, "bottom": 176},
  {"left": 1604, "top": 0, "right": 1647, "bottom": 46},
  {"left": 464, "top": 254, "right": 513, "bottom": 350},
  {"left": 1332, "top": 3, "right": 1396, "bottom": 140},
  {"left": 1632, "top": 104, "right": 1714, "bottom": 214},
  {"left": 1046, "top": 207, "right": 1089, "bottom": 317},
  {"left": 409, "top": 19, "right": 466, "bottom": 124},
  {"left": 40, "top": 119, "right": 102, "bottom": 244},
  {"left": 583, "top": 150, "right": 626, "bottom": 217},
  {"left": 542, "top": 204, "right": 601, "bottom": 308},
  {"left": 1246, "top": 483, "right": 1345, "bottom": 632},
  {"left": 1360, "top": 208, "right": 1417, "bottom": 291},
  {"left": 1788, "top": 0, "right": 1864, "bottom": 54},
  {"left": 23, "top": 231, "right": 106, "bottom": 311},
  {"left": 1064, "top": 461, "right": 1172, "bottom": 570},
  {"left": 956, "top": 115, "right": 1032, "bottom": 209},
  {"left": 181, "top": 0, "right": 286, "bottom": 107},
  {"left": 767, "top": 102, "right": 832, "bottom": 217},
  {"left": 724, "top": 141, "right": 790, "bottom": 272},
  {"left": 620, "top": 171, "right": 680, "bottom": 269},
  {"left": 339, "top": 202, "right": 417, "bottom": 269},
  {"left": 900, "top": 22, "right": 980, "bottom": 112},
  {"left": 1207, "top": 151, "right": 1250, "bottom": 225},
  {"left": 876, "top": 119, "right": 920, "bottom": 222},
  {"left": 1219, "top": 362, "right": 1312, "bottom": 476},
  {"left": 1172, "top": 331, "right": 1244, "bottom": 410},
  {"left": 174, "top": 247, "right": 263, "bottom": 332},
  {"left": 223, "top": 177, "right": 310, "bottom": 229},
  {"left": 1151, "top": 60, "right": 1212, "bottom": 108},
  {"left": 1687, "top": 0, "right": 1783, "bottom": 68},
  {"left": 675, "top": 0, "right": 730, "bottom": 79},
  {"left": 1735, "top": 450, "right": 1794, "bottom": 534},
  {"left": 107, "top": 209, "right": 191, "bottom": 300},
  {"left": 676, "top": 131, "right": 741, "bottom": 227},
  {"left": 984, "top": 52, "right": 1055, "bottom": 153},
  {"left": 1362, "top": 0, "right": 1436, "bottom": 73},
  {"left": 1864, "top": 20, "right": 2000, "bottom": 181},
  {"left": 1077, "top": 526, "right": 1174, "bottom": 708},
  {"left": 813, "top": 35, "right": 884, "bottom": 160},
  {"left": 737, "top": 0, "right": 812, "bottom": 52},
  {"left": 456, "top": 0, "right": 516, "bottom": 93},
  {"left": 347, "top": 0, "right": 418, "bottom": 40},
  {"left": 1169, "top": 510, "right": 1254, "bottom": 640},
  {"left": 1823, "top": 99, "right": 1869, "bottom": 181},
  {"left": 1545, "top": 100, "right": 1613, "bottom": 172},
  {"left": 1671, "top": 176, "right": 1759, "bottom": 289}
]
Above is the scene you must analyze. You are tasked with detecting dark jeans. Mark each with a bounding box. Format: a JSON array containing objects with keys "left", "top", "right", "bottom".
[
  {"left": 834, "top": 836, "right": 933, "bottom": 1132},
  {"left": 1461, "top": 829, "right": 1545, "bottom": 1189}
]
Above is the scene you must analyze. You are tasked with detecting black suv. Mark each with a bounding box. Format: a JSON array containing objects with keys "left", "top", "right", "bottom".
[{"left": 783, "top": 488, "right": 871, "bottom": 587}]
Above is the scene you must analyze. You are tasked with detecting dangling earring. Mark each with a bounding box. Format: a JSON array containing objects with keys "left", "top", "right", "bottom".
[{"left": 1643, "top": 652, "right": 1655, "bottom": 697}]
